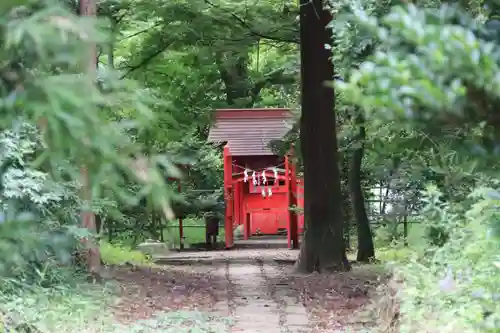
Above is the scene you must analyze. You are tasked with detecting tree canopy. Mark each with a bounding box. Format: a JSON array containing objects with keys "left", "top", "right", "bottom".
[{"left": 1, "top": 0, "right": 500, "bottom": 331}]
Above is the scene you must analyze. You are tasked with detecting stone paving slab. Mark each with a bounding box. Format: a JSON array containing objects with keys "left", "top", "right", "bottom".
[
  {"left": 179, "top": 251, "right": 310, "bottom": 333},
  {"left": 155, "top": 248, "right": 299, "bottom": 262},
  {"left": 221, "top": 261, "right": 310, "bottom": 332}
]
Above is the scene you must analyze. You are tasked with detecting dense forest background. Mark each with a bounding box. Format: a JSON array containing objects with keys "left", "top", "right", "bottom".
[{"left": 0, "top": 0, "right": 499, "bottom": 332}]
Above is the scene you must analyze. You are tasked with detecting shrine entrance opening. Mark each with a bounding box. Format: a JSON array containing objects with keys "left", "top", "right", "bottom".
[{"left": 207, "top": 108, "right": 303, "bottom": 249}]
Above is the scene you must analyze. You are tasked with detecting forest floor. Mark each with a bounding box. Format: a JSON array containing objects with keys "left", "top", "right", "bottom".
[{"left": 106, "top": 247, "right": 388, "bottom": 332}]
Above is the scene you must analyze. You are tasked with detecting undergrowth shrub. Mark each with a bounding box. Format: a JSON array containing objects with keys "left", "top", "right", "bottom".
[
  {"left": 0, "top": 0, "right": 182, "bottom": 331},
  {"left": 336, "top": 2, "right": 500, "bottom": 331},
  {"left": 0, "top": 0, "right": 180, "bottom": 279},
  {"left": 376, "top": 245, "right": 415, "bottom": 264},
  {"left": 0, "top": 121, "right": 83, "bottom": 286},
  {"left": 0, "top": 282, "right": 114, "bottom": 333},
  {"left": 100, "top": 241, "right": 151, "bottom": 266},
  {"left": 388, "top": 186, "right": 500, "bottom": 332}
]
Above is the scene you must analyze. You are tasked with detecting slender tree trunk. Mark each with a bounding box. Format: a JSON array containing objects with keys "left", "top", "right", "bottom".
[
  {"left": 159, "top": 217, "right": 165, "bottom": 242},
  {"left": 108, "top": 38, "right": 115, "bottom": 70},
  {"left": 108, "top": 219, "right": 113, "bottom": 242},
  {"left": 349, "top": 112, "right": 375, "bottom": 262},
  {"left": 95, "top": 214, "right": 102, "bottom": 234},
  {"left": 295, "top": 0, "right": 350, "bottom": 273},
  {"left": 341, "top": 152, "right": 353, "bottom": 250},
  {"left": 79, "top": 0, "right": 101, "bottom": 278}
]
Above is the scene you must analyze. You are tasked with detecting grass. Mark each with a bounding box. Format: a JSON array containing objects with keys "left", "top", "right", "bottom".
[
  {"left": 165, "top": 226, "right": 225, "bottom": 246},
  {"left": 101, "top": 218, "right": 226, "bottom": 253},
  {"left": 100, "top": 241, "right": 152, "bottom": 265},
  {"left": 164, "top": 217, "right": 225, "bottom": 248},
  {"left": 1, "top": 224, "right": 416, "bottom": 333},
  {"left": 0, "top": 280, "right": 115, "bottom": 333}
]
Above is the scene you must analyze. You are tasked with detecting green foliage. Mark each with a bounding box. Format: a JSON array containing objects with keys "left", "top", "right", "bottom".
[
  {"left": 0, "top": 121, "right": 81, "bottom": 285},
  {"left": 100, "top": 241, "right": 151, "bottom": 265},
  {"left": 3, "top": 0, "right": 179, "bottom": 214},
  {"left": 0, "top": 284, "right": 114, "bottom": 333},
  {"left": 0, "top": 0, "right": 192, "bottom": 307},
  {"left": 336, "top": 2, "right": 500, "bottom": 149},
  {"left": 377, "top": 245, "right": 415, "bottom": 263},
  {"left": 334, "top": 1, "right": 500, "bottom": 331},
  {"left": 393, "top": 187, "right": 500, "bottom": 332},
  {"left": 165, "top": 218, "right": 226, "bottom": 248},
  {"left": 114, "top": 312, "right": 228, "bottom": 333}
]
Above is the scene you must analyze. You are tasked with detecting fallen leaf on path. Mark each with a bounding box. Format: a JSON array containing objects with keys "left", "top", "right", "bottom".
[
  {"left": 268, "top": 265, "right": 388, "bottom": 332},
  {"left": 106, "top": 265, "right": 224, "bottom": 323}
]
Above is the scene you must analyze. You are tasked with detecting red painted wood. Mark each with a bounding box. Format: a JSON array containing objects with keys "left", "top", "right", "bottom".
[
  {"left": 233, "top": 164, "right": 241, "bottom": 228},
  {"left": 285, "top": 155, "right": 292, "bottom": 248},
  {"left": 251, "top": 212, "right": 278, "bottom": 234},
  {"left": 223, "top": 145, "right": 234, "bottom": 248},
  {"left": 217, "top": 133, "right": 306, "bottom": 242},
  {"left": 233, "top": 155, "right": 284, "bottom": 171},
  {"left": 227, "top": 178, "right": 305, "bottom": 238},
  {"left": 242, "top": 183, "right": 248, "bottom": 239},
  {"left": 289, "top": 154, "right": 299, "bottom": 249}
]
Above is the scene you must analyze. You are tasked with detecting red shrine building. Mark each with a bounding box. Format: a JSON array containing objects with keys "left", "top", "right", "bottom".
[{"left": 207, "top": 108, "right": 304, "bottom": 249}]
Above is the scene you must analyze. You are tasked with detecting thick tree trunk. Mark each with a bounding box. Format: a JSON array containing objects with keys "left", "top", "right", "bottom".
[
  {"left": 295, "top": 0, "right": 350, "bottom": 273},
  {"left": 350, "top": 112, "right": 375, "bottom": 262}
]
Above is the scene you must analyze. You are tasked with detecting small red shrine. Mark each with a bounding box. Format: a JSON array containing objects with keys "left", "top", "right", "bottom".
[{"left": 207, "top": 108, "right": 304, "bottom": 249}]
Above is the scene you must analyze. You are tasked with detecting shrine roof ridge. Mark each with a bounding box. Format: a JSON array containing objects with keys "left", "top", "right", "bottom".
[{"left": 214, "top": 108, "right": 293, "bottom": 119}]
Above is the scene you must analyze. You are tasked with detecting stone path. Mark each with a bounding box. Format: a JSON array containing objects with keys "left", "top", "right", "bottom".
[{"left": 211, "top": 258, "right": 309, "bottom": 333}]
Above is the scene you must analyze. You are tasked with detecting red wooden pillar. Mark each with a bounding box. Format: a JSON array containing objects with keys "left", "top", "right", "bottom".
[
  {"left": 233, "top": 163, "right": 241, "bottom": 229},
  {"left": 286, "top": 152, "right": 299, "bottom": 249},
  {"left": 285, "top": 155, "right": 292, "bottom": 248},
  {"left": 223, "top": 145, "right": 234, "bottom": 248},
  {"left": 241, "top": 183, "right": 250, "bottom": 239},
  {"left": 289, "top": 156, "right": 299, "bottom": 249},
  {"left": 243, "top": 195, "right": 250, "bottom": 240}
]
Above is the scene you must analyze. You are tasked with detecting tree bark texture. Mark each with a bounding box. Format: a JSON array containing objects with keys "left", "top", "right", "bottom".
[
  {"left": 295, "top": 0, "right": 350, "bottom": 273},
  {"left": 79, "top": 0, "right": 101, "bottom": 277},
  {"left": 349, "top": 112, "right": 375, "bottom": 262}
]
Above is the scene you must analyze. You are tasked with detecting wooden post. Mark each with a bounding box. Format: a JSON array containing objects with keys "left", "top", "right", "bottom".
[
  {"left": 245, "top": 213, "right": 251, "bottom": 240},
  {"left": 242, "top": 183, "right": 249, "bottom": 239},
  {"left": 79, "top": 0, "right": 100, "bottom": 277},
  {"left": 288, "top": 149, "right": 299, "bottom": 249},
  {"left": 233, "top": 165, "right": 241, "bottom": 233},
  {"left": 237, "top": 180, "right": 249, "bottom": 240},
  {"left": 285, "top": 155, "right": 292, "bottom": 248},
  {"left": 223, "top": 145, "right": 234, "bottom": 248},
  {"left": 238, "top": 182, "right": 244, "bottom": 237},
  {"left": 178, "top": 181, "right": 184, "bottom": 249}
]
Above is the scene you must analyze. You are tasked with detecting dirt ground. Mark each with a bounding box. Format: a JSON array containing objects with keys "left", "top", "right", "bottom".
[
  {"left": 108, "top": 265, "right": 223, "bottom": 322},
  {"left": 107, "top": 248, "right": 387, "bottom": 332}
]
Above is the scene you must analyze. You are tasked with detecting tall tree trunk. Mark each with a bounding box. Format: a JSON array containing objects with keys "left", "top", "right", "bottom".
[
  {"left": 295, "top": 0, "right": 350, "bottom": 273},
  {"left": 79, "top": 0, "right": 101, "bottom": 278},
  {"left": 108, "top": 19, "right": 115, "bottom": 70},
  {"left": 341, "top": 151, "right": 353, "bottom": 250},
  {"left": 350, "top": 112, "right": 375, "bottom": 262}
]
